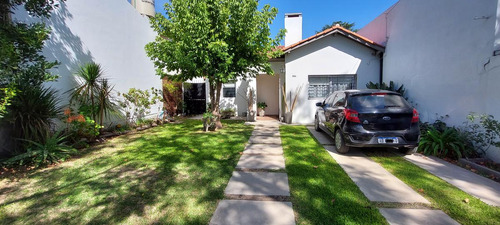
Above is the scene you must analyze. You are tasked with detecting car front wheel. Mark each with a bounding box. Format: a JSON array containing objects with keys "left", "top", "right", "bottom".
[
  {"left": 335, "top": 129, "right": 350, "bottom": 154},
  {"left": 314, "top": 116, "right": 321, "bottom": 131}
]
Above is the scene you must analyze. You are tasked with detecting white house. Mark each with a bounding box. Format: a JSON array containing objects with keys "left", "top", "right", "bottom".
[
  {"left": 358, "top": 0, "right": 500, "bottom": 162},
  {"left": 205, "top": 13, "right": 384, "bottom": 124}
]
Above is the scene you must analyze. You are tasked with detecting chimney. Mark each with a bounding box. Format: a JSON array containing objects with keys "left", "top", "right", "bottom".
[{"left": 284, "top": 13, "right": 302, "bottom": 46}]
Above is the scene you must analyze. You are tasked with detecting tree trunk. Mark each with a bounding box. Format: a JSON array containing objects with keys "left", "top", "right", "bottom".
[{"left": 213, "top": 82, "right": 223, "bottom": 129}]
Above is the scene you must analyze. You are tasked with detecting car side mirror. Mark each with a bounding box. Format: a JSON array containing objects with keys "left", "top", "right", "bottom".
[{"left": 316, "top": 102, "right": 323, "bottom": 107}]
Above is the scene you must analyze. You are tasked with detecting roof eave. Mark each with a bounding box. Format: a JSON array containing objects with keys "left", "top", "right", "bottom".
[{"left": 283, "top": 28, "right": 385, "bottom": 54}]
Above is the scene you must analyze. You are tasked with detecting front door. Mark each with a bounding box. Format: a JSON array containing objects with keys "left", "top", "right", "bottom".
[{"left": 184, "top": 83, "right": 206, "bottom": 115}]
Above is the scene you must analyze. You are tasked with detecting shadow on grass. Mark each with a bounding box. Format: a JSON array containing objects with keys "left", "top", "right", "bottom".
[{"left": 0, "top": 120, "right": 253, "bottom": 224}]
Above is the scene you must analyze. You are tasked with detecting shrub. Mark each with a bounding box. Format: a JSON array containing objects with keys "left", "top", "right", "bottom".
[
  {"left": 462, "top": 112, "right": 500, "bottom": 156},
  {"left": 118, "top": 87, "right": 161, "bottom": 126},
  {"left": 3, "top": 85, "right": 60, "bottom": 151},
  {"left": 63, "top": 107, "right": 102, "bottom": 142},
  {"left": 221, "top": 108, "right": 235, "bottom": 119},
  {"left": 366, "top": 81, "right": 407, "bottom": 99},
  {"left": 203, "top": 111, "right": 216, "bottom": 131},
  {"left": 257, "top": 102, "right": 267, "bottom": 109},
  {"left": 419, "top": 127, "right": 470, "bottom": 159},
  {"left": 1, "top": 132, "right": 77, "bottom": 167}
]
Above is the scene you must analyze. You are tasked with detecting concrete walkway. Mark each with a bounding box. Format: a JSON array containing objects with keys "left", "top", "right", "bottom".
[
  {"left": 405, "top": 153, "right": 500, "bottom": 207},
  {"left": 210, "top": 120, "right": 295, "bottom": 225},
  {"left": 307, "top": 127, "right": 458, "bottom": 225}
]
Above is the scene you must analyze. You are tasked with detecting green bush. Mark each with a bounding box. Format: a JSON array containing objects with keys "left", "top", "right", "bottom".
[
  {"left": 462, "top": 113, "right": 500, "bottom": 156},
  {"left": 419, "top": 127, "right": 470, "bottom": 159},
  {"left": 1, "top": 132, "right": 77, "bottom": 167},
  {"left": 221, "top": 108, "right": 235, "bottom": 119},
  {"left": 366, "top": 81, "right": 407, "bottom": 99},
  {"left": 3, "top": 85, "right": 60, "bottom": 151}
]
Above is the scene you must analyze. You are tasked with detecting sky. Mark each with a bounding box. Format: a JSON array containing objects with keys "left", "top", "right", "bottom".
[{"left": 152, "top": 0, "right": 398, "bottom": 45}]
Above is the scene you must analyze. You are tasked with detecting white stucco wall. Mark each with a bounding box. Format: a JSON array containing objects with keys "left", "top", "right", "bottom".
[
  {"left": 359, "top": 0, "right": 500, "bottom": 162},
  {"left": 284, "top": 34, "right": 381, "bottom": 124},
  {"left": 14, "top": 0, "right": 161, "bottom": 122}
]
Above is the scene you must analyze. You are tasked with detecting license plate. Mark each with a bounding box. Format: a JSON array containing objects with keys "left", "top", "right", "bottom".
[{"left": 378, "top": 137, "right": 399, "bottom": 144}]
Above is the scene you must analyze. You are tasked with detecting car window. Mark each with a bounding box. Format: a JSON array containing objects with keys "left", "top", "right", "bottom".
[
  {"left": 325, "top": 93, "right": 337, "bottom": 107},
  {"left": 348, "top": 94, "right": 410, "bottom": 110},
  {"left": 334, "top": 92, "right": 346, "bottom": 107}
]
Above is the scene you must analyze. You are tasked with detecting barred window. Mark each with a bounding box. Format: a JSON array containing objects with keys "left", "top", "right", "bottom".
[
  {"left": 223, "top": 82, "right": 236, "bottom": 97},
  {"left": 308, "top": 75, "right": 356, "bottom": 99}
]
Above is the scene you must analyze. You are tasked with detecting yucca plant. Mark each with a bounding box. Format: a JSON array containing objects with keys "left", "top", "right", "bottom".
[
  {"left": 70, "top": 62, "right": 104, "bottom": 122},
  {"left": 419, "top": 127, "right": 469, "bottom": 159},
  {"left": 1, "top": 132, "right": 77, "bottom": 167},
  {"left": 3, "top": 85, "right": 60, "bottom": 151},
  {"left": 97, "top": 78, "right": 118, "bottom": 127}
]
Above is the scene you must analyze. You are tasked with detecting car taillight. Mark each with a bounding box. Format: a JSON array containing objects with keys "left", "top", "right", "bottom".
[
  {"left": 411, "top": 108, "right": 419, "bottom": 123},
  {"left": 344, "top": 109, "right": 361, "bottom": 123}
]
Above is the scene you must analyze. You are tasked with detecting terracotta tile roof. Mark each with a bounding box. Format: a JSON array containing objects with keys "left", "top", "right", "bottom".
[{"left": 282, "top": 25, "right": 384, "bottom": 52}]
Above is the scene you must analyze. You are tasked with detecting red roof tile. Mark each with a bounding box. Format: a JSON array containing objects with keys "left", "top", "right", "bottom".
[{"left": 282, "top": 25, "right": 384, "bottom": 52}]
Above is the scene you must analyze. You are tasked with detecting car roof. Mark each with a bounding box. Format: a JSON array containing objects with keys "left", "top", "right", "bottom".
[{"left": 343, "top": 89, "right": 400, "bottom": 95}]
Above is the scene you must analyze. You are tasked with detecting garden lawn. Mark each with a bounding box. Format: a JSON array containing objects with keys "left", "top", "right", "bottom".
[
  {"left": 0, "top": 120, "right": 253, "bottom": 225},
  {"left": 280, "top": 126, "right": 387, "bottom": 225},
  {"left": 365, "top": 150, "right": 500, "bottom": 225}
]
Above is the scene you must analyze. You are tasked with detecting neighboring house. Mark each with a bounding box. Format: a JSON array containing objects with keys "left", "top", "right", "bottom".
[
  {"left": 13, "top": 0, "right": 162, "bottom": 118},
  {"left": 196, "top": 13, "right": 384, "bottom": 123},
  {"left": 358, "top": 0, "right": 500, "bottom": 162}
]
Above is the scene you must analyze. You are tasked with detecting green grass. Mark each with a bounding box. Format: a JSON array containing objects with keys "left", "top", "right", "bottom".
[
  {"left": 0, "top": 120, "right": 253, "bottom": 225},
  {"left": 365, "top": 150, "right": 500, "bottom": 225},
  {"left": 280, "top": 126, "right": 387, "bottom": 225}
]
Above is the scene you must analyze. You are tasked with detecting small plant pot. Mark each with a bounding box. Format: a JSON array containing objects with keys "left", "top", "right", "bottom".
[
  {"left": 247, "top": 110, "right": 256, "bottom": 122},
  {"left": 258, "top": 108, "right": 265, "bottom": 117},
  {"left": 285, "top": 112, "right": 293, "bottom": 124}
]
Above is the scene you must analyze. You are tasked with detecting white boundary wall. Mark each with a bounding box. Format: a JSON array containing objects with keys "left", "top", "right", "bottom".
[
  {"left": 359, "top": 0, "right": 500, "bottom": 162},
  {"left": 13, "top": 0, "right": 162, "bottom": 122}
]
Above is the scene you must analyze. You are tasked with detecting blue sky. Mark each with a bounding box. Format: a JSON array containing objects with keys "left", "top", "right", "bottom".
[{"left": 152, "top": 0, "right": 398, "bottom": 44}]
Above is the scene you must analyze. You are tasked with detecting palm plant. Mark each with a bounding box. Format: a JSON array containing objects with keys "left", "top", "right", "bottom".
[
  {"left": 4, "top": 85, "right": 60, "bottom": 151},
  {"left": 70, "top": 62, "right": 104, "bottom": 122},
  {"left": 97, "top": 78, "right": 118, "bottom": 127}
]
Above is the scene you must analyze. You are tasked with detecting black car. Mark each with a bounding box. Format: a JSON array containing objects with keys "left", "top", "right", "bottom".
[{"left": 314, "top": 89, "right": 420, "bottom": 154}]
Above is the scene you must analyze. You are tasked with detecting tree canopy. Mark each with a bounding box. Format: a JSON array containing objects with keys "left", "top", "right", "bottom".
[
  {"left": 0, "top": 0, "right": 62, "bottom": 117},
  {"left": 146, "top": 0, "right": 284, "bottom": 128},
  {"left": 317, "top": 20, "right": 358, "bottom": 33}
]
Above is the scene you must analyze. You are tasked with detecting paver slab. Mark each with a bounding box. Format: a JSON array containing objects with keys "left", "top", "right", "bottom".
[
  {"left": 249, "top": 135, "right": 282, "bottom": 145},
  {"left": 252, "top": 129, "right": 280, "bottom": 137},
  {"left": 225, "top": 171, "right": 290, "bottom": 196},
  {"left": 323, "top": 145, "right": 430, "bottom": 204},
  {"left": 236, "top": 154, "right": 285, "bottom": 170},
  {"left": 405, "top": 154, "right": 500, "bottom": 206},
  {"left": 307, "top": 127, "right": 334, "bottom": 145},
  {"left": 210, "top": 200, "right": 295, "bottom": 225},
  {"left": 244, "top": 144, "right": 283, "bottom": 155},
  {"left": 379, "top": 208, "right": 459, "bottom": 225}
]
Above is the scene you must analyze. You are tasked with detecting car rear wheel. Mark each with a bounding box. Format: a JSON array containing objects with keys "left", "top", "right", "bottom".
[
  {"left": 399, "top": 147, "right": 418, "bottom": 155},
  {"left": 314, "top": 116, "right": 321, "bottom": 131},
  {"left": 335, "top": 129, "right": 350, "bottom": 154}
]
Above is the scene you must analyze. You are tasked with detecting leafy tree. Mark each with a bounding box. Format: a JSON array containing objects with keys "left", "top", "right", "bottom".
[
  {"left": 146, "top": 0, "right": 284, "bottom": 129},
  {"left": 317, "top": 20, "right": 358, "bottom": 33},
  {"left": 0, "top": 0, "right": 62, "bottom": 117}
]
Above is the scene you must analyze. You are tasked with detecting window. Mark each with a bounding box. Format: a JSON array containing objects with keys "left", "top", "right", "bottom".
[
  {"left": 333, "top": 92, "right": 346, "bottom": 107},
  {"left": 223, "top": 82, "right": 236, "bottom": 97},
  {"left": 308, "top": 75, "right": 356, "bottom": 99}
]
